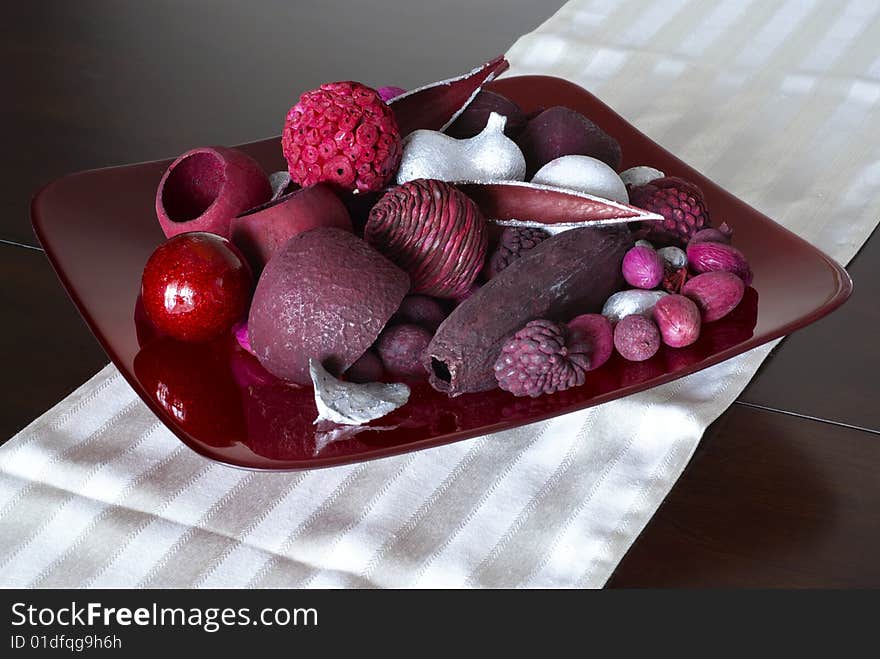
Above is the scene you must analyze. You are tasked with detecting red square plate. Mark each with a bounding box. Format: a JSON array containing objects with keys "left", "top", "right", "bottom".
[{"left": 32, "top": 75, "right": 852, "bottom": 470}]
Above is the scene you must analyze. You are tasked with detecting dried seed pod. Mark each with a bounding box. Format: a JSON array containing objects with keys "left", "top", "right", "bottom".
[
  {"left": 652, "top": 294, "right": 702, "bottom": 348},
  {"left": 248, "top": 227, "right": 409, "bottom": 385},
  {"left": 388, "top": 55, "right": 509, "bottom": 136},
  {"left": 493, "top": 319, "right": 590, "bottom": 397},
  {"left": 622, "top": 246, "right": 664, "bottom": 289},
  {"left": 426, "top": 226, "right": 631, "bottom": 395},
  {"left": 686, "top": 240, "right": 753, "bottom": 285},
  {"left": 614, "top": 315, "right": 661, "bottom": 362},
  {"left": 365, "top": 179, "right": 488, "bottom": 298},
  {"left": 682, "top": 271, "right": 745, "bottom": 322}
]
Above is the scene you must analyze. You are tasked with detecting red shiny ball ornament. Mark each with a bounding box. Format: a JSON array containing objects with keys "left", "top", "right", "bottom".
[{"left": 141, "top": 232, "right": 252, "bottom": 342}]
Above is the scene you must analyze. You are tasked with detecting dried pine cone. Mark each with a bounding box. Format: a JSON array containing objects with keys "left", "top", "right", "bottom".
[
  {"left": 485, "top": 227, "right": 550, "bottom": 279},
  {"left": 365, "top": 179, "right": 488, "bottom": 298},
  {"left": 493, "top": 319, "right": 590, "bottom": 397}
]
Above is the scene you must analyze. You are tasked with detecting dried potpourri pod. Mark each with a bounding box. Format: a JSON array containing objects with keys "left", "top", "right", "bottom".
[
  {"left": 310, "top": 359, "right": 410, "bottom": 426},
  {"left": 282, "top": 81, "right": 402, "bottom": 193},
  {"left": 531, "top": 155, "right": 629, "bottom": 204},
  {"left": 445, "top": 90, "right": 527, "bottom": 139},
  {"left": 365, "top": 179, "right": 487, "bottom": 298},
  {"left": 387, "top": 55, "right": 509, "bottom": 136},
  {"left": 493, "top": 319, "right": 591, "bottom": 397},
  {"left": 230, "top": 184, "right": 352, "bottom": 271},
  {"left": 516, "top": 106, "right": 623, "bottom": 174},
  {"left": 629, "top": 176, "right": 711, "bottom": 246},
  {"left": 156, "top": 146, "right": 271, "bottom": 239},
  {"left": 426, "top": 225, "right": 631, "bottom": 395},
  {"left": 454, "top": 181, "right": 663, "bottom": 233},
  {"left": 248, "top": 227, "right": 409, "bottom": 385},
  {"left": 396, "top": 112, "right": 526, "bottom": 184}
]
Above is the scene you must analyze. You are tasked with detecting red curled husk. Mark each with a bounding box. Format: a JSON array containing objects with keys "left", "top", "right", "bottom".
[
  {"left": 388, "top": 56, "right": 509, "bottom": 136},
  {"left": 365, "top": 179, "right": 488, "bottom": 299},
  {"left": 156, "top": 146, "right": 271, "bottom": 239},
  {"left": 231, "top": 183, "right": 351, "bottom": 271},
  {"left": 455, "top": 181, "right": 663, "bottom": 228}
]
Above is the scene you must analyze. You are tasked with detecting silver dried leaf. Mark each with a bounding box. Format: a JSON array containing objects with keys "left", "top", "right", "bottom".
[{"left": 310, "top": 359, "right": 410, "bottom": 426}]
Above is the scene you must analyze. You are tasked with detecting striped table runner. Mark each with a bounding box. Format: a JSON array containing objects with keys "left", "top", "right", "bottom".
[{"left": 3, "top": 0, "right": 879, "bottom": 588}]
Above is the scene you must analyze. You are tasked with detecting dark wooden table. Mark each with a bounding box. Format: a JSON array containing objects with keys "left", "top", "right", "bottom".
[{"left": 3, "top": 1, "right": 878, "bottom": 588}]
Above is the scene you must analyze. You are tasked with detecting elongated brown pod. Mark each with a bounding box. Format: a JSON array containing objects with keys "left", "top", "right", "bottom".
[{"left": 425, "top": 226, "right": 633, "bottom": 395}]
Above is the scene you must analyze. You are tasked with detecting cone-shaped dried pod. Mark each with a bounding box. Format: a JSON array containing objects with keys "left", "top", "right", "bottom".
[
  {"left": 364, "top": 179, "right": 488, "bottom": 298},
  {"left": 248, "top": 227, "right": 409, "bottom": 385},
  {"left": 455, "top": 181, "right": 663, "bottom": 229},
  {"left": 426, "top": 225, "right": 632, "bottom": 395},
  {"left": 230, "top": 184, "right": 352, "bottom": 271},
  {"left": 156, "top": 146, "right": 271, "bottom": 239},
  {"left": 388, "top": 55, "right": 509, "bottom": 136}
]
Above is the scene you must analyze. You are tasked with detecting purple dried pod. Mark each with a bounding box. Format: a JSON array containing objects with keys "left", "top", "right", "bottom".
[
  {"left": 392, "top": 295, "right": 448, "bottom": 332},
  {"left": 682, "top": 271, "right": 745, "bottom": 322},
  {"left": 445, "top": 90, "right": 527, "bottom": 139},
  {"left": 344, "top": 350, "right": 384, "bottom": 383},
  {"left": 622, "top": 245, "right": 664, "bottom": 289},
  {"left": 690, "top": 222, "right": 733, "bottom": 245},
  {"left": 248, "top": 227, "right": 409, "bottom": 385},
  {"left": 613, "top": 315, "right": 661, "bottom": 362},
  {"left": 388, "top": 55, "right": 509, "bottom": 136},
  {"left": 376, "top": 324, "right": 433, "bottom": 379},
  {"left": 652, "top": 294, "right": 702, "bottom": 348},
  {"left": 567, "top": 313, "right": 614, "bottom": 370},
  {"left": 457, "top": 181, "right": 662, "bottom": 228},
  {"left": 485, "top": 227, "right": 550, "bottom": 279},
  {"left": 156, "top": 146, "right": 271, "bottom": 239},
  {"left": 493, "top": 319, "right": 590, "bottom": 397},
  {"left": 516, "top": 106, "right": 623, "bottom": 175},
  {"left": 230, "top": 184, "right": 352, "bottom": 271},
  {"left": 365, "top": 179, "right": 488, "bottom": 298},
  {"left": 427, "top": 226, "right": 632, "bottom": 395},
  {"left": 686, "top": 240, "right": 753, "bottom": 285}
]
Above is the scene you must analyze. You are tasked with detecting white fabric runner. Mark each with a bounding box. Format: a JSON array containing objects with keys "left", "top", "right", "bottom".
[{"left": 3, "top": 0, "right": 880, "bottom": 588}]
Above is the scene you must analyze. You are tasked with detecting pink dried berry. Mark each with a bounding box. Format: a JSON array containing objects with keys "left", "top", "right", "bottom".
[
  {"left": 622, "top": 245, "right": 664, "bottom": 289},
  {"left": 613, "top": 315, "right": 661, "bottom": 362},
  {"left": 376, "top": 324, "right": 432, "bottom": 379},
  {"left": 365, "top": 179, "right": 488, "bottom": 298},
  {"left": 494, "top": 319, "right": 590, "bottom": 397},
  {"left": 629, "top": 176, "right": 710, "bottom": 246},
  {"left": 392, "top": 295, "right": 448, "bottom": 332},
  {"left": 686, "top": 240, "right": 753, "bottom": 285},
  {"left": 282, "top": 81, "right": 401, "bottom": 193},
  {"left": 652, "top": 294, "right": 701, "bottom": 348},
  {"left": 682, "top": 271, "right": 745, "bottom": 322},
  {"left": 567, "top": 313, "right": 614, "bottom": 370}
]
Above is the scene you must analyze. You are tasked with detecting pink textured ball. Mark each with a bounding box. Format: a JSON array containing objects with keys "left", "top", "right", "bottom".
[
  {"left": 282, "top": 81, "right": 402, "bottom": 193},
  {"left": 613, "top": 315, "right": 660, "bottom": 362}
]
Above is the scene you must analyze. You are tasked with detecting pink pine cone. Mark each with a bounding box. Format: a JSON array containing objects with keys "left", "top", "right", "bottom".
[
  {"left": 365, "top": 179, "right": 488, "bottom": 299},
  {"left": 281, "top": 81, "right": 401, "bottom": 193}
]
